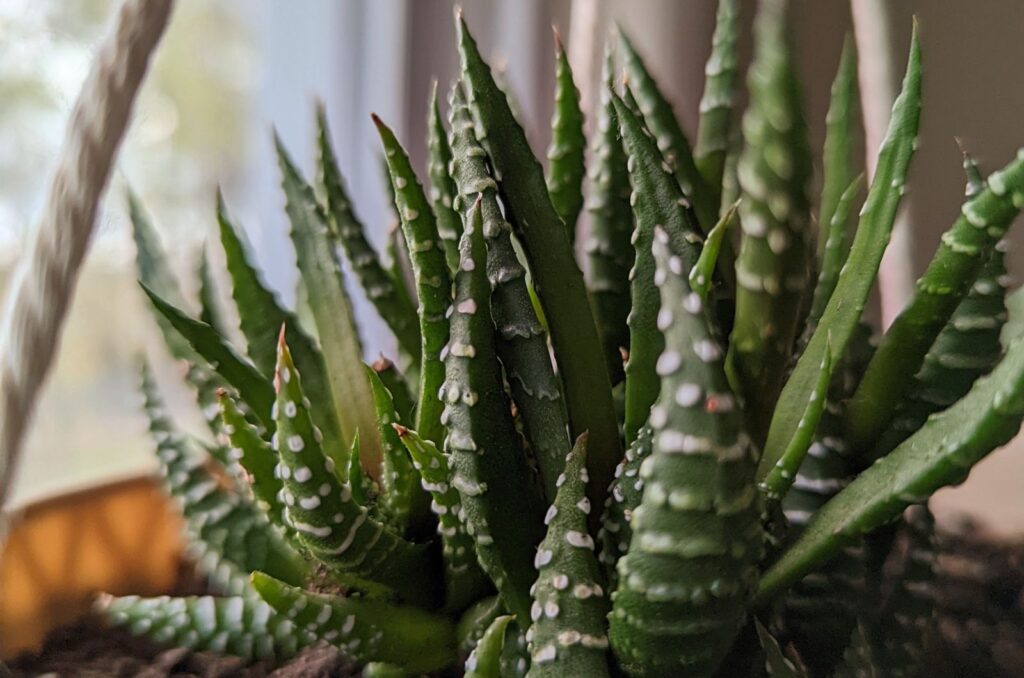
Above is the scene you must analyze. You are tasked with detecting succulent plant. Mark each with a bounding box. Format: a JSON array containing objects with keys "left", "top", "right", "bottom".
[{"left": 100, "top": 2, "right": 1024, "bottom": 676}]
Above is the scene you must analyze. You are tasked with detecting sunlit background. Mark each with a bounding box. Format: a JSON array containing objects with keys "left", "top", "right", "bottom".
[{"left": 4, "top": 0, "right": 1024, "bottom": 535}]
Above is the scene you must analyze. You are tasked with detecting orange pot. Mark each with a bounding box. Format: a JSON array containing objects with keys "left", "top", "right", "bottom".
[{"left": 0, "top": 475, "right": 183, "bottom": 658}]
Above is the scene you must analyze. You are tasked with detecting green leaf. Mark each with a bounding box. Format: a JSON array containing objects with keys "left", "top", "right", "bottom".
[
  {"left": 695, "top": 0, "right": 742, "bottom": 206},
  {"left": 609, "top": 227, "right": 762, "bottom": 677},
  {"left": 806, "top": 175, "right": 865, "bottom": 328},
  {"left": 759, "top": 25, "right": 922, "bottom": 479},
  {"left": 610, "top": 91, "right": 704, "bottom": 447},
  {"left": 846, "top": 150, "right": 1024, "bottom": 451},
  {"left": 464, "top": 614, "right": 513, "bottom": 678},
  {"left": 526, "top": 435, "right": 612, "bottom": 678},
  {"left": 546, "top": 29, "right": 586, "bottom": 240},
  {"left": 457, "top": 14, "right": 622, "bottom": 515},
  {"left": 272, "top": 330, "right": 437, "bottom": 606},
  {"left": 275, "top": 134, "right": 383, "bottom": 472},
  {"left": 371, "top": 355, "right": 416, "bottom": 424},
  {"left": 757, "top": 328, "right": 1024, "bottom": 605},
  {"left": 196, "top": 247, "right": 228, "bottom": 337},
  {"left": 426, "top": 80, "right": 463, "bottom": 275},
  {"left": 728, "top": 0, "right": 815, "bottom": 443},
  {"left": 216, "top": 194, "right": 344, "bottom": 464},
  {"left": 365, "top": 365, "right": 430, "bottom": 535},
  {"left": 317, "top": 107, "right": 422, "bottom": 371},
  {"left": 396, "top": 425, "right": 493, "bottom": 613},
  {"left": 448, "top": 79, "right": 570, "bottom": 502},
  {"left": 373, "top": 114, "right": 452, "bottom": 450},
  {"left": 218, "top": 390, "right": 285, "bottom": 528},
  {"left": 617, "top": 26, "right": 716, "bottom": 232},
  {"left": 817, "top": 35, "right": 861, "bottom": 262},
  {"left": 586, "top": 45, "right": 634, "bottom": 384},
  {"left": 141, "top": 283, "right": 275, "bottom": 429},
  {"left": 442, "top": 197, "right": 544, "bottom": 627},
  {"left": 252, "top": 572, "right": 457, "bottom": 673},
  {"left": 759, "top": 338, "right": 833, "bottom": 506},
  {"left": 98, "top": 594, "right": 305, "bottom": 664},
  {"left": 689, "top": 199, "right": 739, "bottom": 301},
  {"left": 872, "top": 242, "right": 1008, "bottom": 459},
  {"left": 129, "top": 190, "right": 233, "bottom": 438}
]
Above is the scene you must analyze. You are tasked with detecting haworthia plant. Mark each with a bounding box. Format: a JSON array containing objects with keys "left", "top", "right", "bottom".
[
  {"left": 113, "top": 5, "right": 1024, "bottom": 675},
  {"left": 545, "top": 29, "right": 586, "bottom": 241},
  {"left": 817, "top": 36, "right": 861, "bottom": 263},
  {"left": 365, "top": 365, "right": 430, "bottom": 535},
  {"left": 252, "top": 573, "right": 456, "bottom": 673},
  {"left": 140, "top": 363, "right": 307, "bottom": 595},
  {"left": 759, "top": 326, "right": 1024, "bottom": 603},
  {"left": 216, "top": 194, "right": 344, "bottom": 466},
  {"left": 99, "top": 594, "right": 308, "bottom": 664},
  {"left": 448, "top": 80, "right": 570, "bottom": 501}
]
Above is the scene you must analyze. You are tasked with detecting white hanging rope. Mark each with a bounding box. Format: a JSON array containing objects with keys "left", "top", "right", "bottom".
[{"left": 0, "top": 0, "right": 174, "bottom": 509}]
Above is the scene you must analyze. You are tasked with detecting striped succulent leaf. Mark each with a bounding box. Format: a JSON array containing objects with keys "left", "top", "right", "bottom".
[
  {"left": 275, "top": 135, "right": 382, "bottom": 471},
  {"left": 99, "top": 594, "right": 307, "bottom": 664},
  {"left": 427, "top": 79, "right": 464, "bottom": 275},
  {"left": 365, "top": 365, "right": 430, "bottom": 536},
  {"left": 441, "top": 197, "right": 545, "bottom": 626},
  {"left": 317, "top": 107, "right": 421, "bottom": 373},
  {"left": 252, "top": 572, "right": 457, "bottom": 673},
  {"left": 457, "top": 14, "right": 622, "bottom": 512},
  {"left": 761, "top": 25, "right": 922, "bottom": 479},
  {"left": 695, "top": 0, "right": 742, "bottom": 208},
  {"left": 545, "top": 29, "right": 586, "bottom": 240},
  {"left": 525, "top": 435, "right": 611, "bottom": 677},
  {"left": 759, "top": 326, "right": 1024, "bottom": 604},
  {"left": 611, "top": 90, "right": 704, "bottom": 447},
  {"left": 847, "top": 148, "right": 1024, "bottom": 450},
  {"left": 729, "top": 0, "right": 814, "bottom": 443},
  {"left": 609, "top": 227, "right": 762, "bottom": 677},
  {"left": 448, "top": 79, "right": 570, "bottom": 501},
  {"left": 373, "top": 114, "right": 452, "bottom": 450},
  {"left": 597, "top": 424, "right": 653, "bottom": 585},
  {"left": 586, "top": 44, "right": 634, "bottom": 384},
  {"left": 617, "top": 27, "right": 715, "bottom": 231}
]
